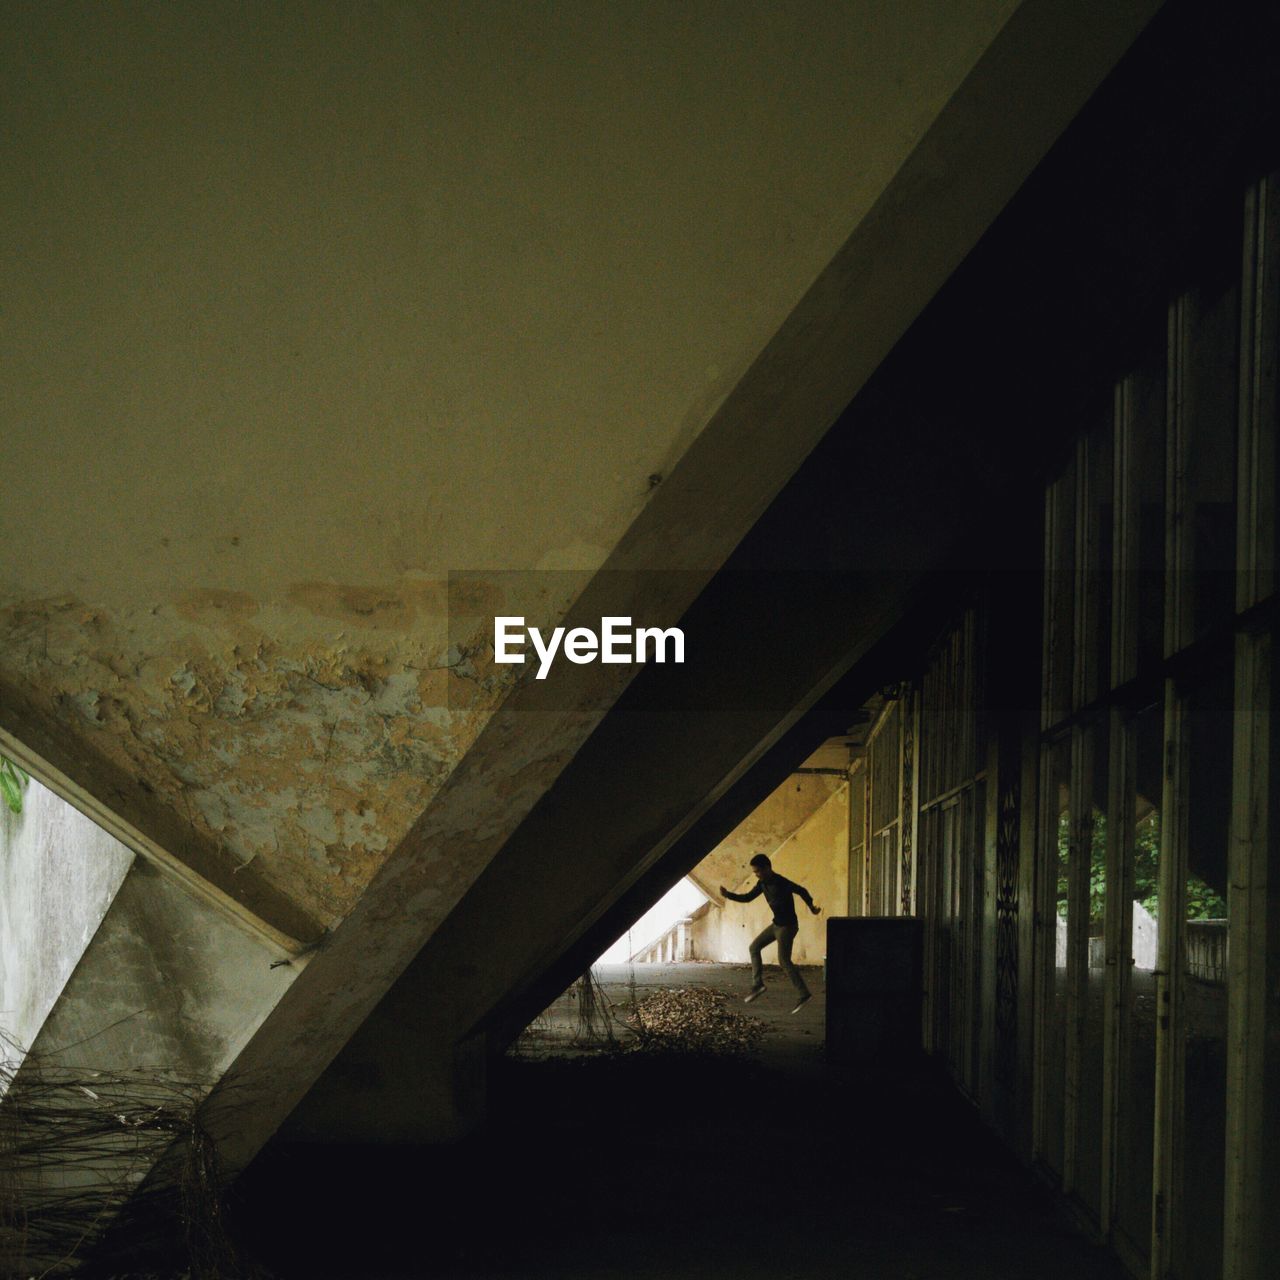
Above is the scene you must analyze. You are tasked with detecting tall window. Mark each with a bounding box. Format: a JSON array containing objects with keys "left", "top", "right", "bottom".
[
  {"left": 919, "top": 609, "right": 985, "bottom": 1091},
  {"left": 1035, "top": 188, "right": 1260, "bottom": 1280}
]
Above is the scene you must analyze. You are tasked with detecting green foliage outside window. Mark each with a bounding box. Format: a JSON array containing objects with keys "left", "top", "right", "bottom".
[
  {"left": 1, "top": 755, "right": 29, "bottom": 815},
  {"left": 1056, "top": 807, "right": 1226, "bottom": 923}
]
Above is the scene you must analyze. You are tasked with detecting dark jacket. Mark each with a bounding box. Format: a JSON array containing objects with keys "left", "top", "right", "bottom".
[{"left": 723, "top": 873, "right": 814, "bottom": 927}]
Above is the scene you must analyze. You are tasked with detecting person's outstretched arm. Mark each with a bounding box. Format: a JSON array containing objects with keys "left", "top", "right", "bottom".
[
  {"left": 719, "top": 882, "right": 763, "bottom": 903},
  {"left": 792, "top": 880, "right": 822, "bottom": 915}
]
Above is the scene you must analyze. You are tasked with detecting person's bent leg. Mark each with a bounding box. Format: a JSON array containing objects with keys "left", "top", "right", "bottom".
[
  {"left": 748, "top": 924, "right": 777, "bottom": 989},
  {"left": 775, "top": 925, "right": 810, "bottom": 998}
]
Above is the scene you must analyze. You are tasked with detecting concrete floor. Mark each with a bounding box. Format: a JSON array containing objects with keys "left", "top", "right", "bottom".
[
  {"left": 515, "top": 961, "right": 827, "bottom": 1063},
  {"left": 233, "top": 962, "right": 1130, "bottom": 1280}
]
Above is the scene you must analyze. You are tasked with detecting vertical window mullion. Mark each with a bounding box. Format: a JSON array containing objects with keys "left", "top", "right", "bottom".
[
  {"left": 1097, "top": 384, "right": 1128, "bottom": 1239},
  {"left": 1225, "top": 627, "right": 1270, "bottom": 1280},
  {"left": 1152, "top": 679, "right": 1186, "bottom": 1279},
  {"left": 1063, "top": 433, "right": 1093, "bottom": 1198},
  {"left": 1065, "top": 723, "right": 1088, "bottom": 1195},
  {"left": 1166, "top": 300, "right": 1186, "bottom": 662},
  {"left": 1044, "top": 487, "right": 1057, "bottom": 734},
  {"left": 1101, "top": 702, "right": 1128, "bottom": 1241},
  {"left": 1152, "top": 296, "right": 1180, "bottom": 1279},
  {"left": 1114, "top": 379, "right": 1135, "bottom": 687},
  {"left": 1152, "top": 287, "right": 1187, "bottom": 1280},
  {"left": 1034, "top": 740, "right": 1053, "bottom": 1166},
  {"left": 1224, "top": 171, "right": 1279, "bottom": 1280},
  {"left": 1237, "top": 175, "right": 1278, "bottom": 612}
]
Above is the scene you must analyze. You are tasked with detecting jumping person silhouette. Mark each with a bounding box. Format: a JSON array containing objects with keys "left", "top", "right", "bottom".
[{"left": 720, "top": 853, "right": 821, "bottom": 1013}]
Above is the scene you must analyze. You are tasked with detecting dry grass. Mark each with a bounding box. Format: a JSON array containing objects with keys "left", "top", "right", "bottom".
[{"left": 0, "top": 1033, "right": 252, "bottom": 1279}]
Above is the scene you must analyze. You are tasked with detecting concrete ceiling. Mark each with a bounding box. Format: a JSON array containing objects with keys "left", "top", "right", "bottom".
[
  {"left": 1, "top": 0, "right": 1028, "bottom": 933},
  {"left": 5, "top": 2, "right": 1025, "bottom": 601}
]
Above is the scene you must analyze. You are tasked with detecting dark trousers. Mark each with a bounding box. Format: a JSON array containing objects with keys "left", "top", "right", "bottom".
[{"left": 749, "top": 923, "right": 810, "bottom": 996}]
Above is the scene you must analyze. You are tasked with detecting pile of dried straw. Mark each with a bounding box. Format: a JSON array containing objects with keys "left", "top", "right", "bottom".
[{"left": 0, "top": 1036, "right": 248, "bottom": 1279}]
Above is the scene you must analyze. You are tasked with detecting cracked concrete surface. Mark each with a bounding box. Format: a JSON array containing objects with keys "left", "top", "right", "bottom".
[{"left": 0, "top": 576, "right": 547, "bottom": 927}]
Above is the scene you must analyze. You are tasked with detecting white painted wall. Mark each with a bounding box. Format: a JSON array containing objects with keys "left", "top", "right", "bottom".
[
  {"left": 598, "top": 876, "right": 707, "bottom": 963},
  {"left": 0, "top": 777, "right": 133, "bottom": 1062}
]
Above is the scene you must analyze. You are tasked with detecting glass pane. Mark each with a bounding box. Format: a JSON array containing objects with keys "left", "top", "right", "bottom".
[
  {"left": 1042, "top": 735, "right": 1072, "bottom": 1178},
  {"left": 968, "top": 779, "right": 986, "bottom": 1092},
  {"left": 1075, "top": 722, "right": 1110, "bottom": 1218},
  {"left": 849, "top": 770, "right": 866, "bottom": 915},
  {"left": 883, "top": 828, "right": 897, "bottom": 916},
  {"left": 952, "top": 790, "right": 976, "bottom": 1086},
  {"left": 1115, "top": 703, "right": 1163, "bottom": 1259},
  {"left": 942, "top": 800, "right": 961, "bottom": 1073},
  {"left": 1245, "top": 172, "right": 1280, "bottom": 608},
  {"left": 1083, "top": 419, "right": 1115, "bottom": 707},
  {"left": 1174, "top": 661, "right": 1232, "bottom": 1280},
  {"left": 1046, "top": 460, "right": 1078, "bottom": 727},
  {"left": 1117, "top": 357, "right": 1166, "bottom": 683},
  {"left": 871, "top": 829, "right": 896, "bottom": 917},
  {"left": 869, "top": 831, "right": 883, "bottom": 916},
  {"left": 1174, "top": 260, "right": 1239, "bottom": 649},
  {"left": 922, "top": 805, "right": 942, "bottom": 1048}
]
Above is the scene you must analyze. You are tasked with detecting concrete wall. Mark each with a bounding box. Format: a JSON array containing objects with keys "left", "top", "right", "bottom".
[
  {"left": 601, "top": 877, "right": 706, "bottom": 963},
  {"left": 688, "top": 899, "right": 728, "bottom": 962},
  {"left": 0, "top": 776, "right": 133, "bottom": 1061},
  {"left": 693, "top": 783, "right": 848, "bottom": 967},
  {"left": 689, "top": 769, "right": 844, "bottom": 903},
  {"left": 19, "top": 858, "right": 295, "bottom": 1081},
  {"left": 5, "top": 851, "right": 300, "bottom": 1276}
]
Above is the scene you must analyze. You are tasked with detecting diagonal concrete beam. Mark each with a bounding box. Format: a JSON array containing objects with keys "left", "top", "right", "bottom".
[{"left": 201, "top": 0, "right": 1164, "bottom": 1170}]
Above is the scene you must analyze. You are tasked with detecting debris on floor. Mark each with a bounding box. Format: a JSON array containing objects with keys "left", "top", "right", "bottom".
[{"left": 625, "top": 986, "right": 764, "bottom": 1056}]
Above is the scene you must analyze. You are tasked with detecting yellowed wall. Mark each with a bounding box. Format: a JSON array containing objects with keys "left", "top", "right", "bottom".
[
  {"left": 689, "top": 770, "right": 844, "bottom": 903},
  {"left": 695, "top": 782, "right": 848, "bottom": 967}
]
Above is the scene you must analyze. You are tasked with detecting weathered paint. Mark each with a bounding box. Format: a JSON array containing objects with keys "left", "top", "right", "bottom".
[{"left": 0, "top": 583, "right": 530, "bottom": 925}]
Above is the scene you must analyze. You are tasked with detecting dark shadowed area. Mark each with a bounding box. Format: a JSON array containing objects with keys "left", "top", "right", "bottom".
[{"left": 232, "top": 965, "right": 1127, "bottom": 1280}]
